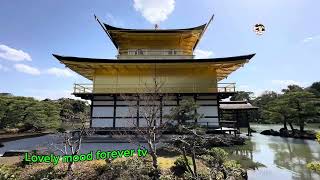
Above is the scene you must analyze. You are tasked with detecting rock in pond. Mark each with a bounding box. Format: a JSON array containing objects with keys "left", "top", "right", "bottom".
[
  {"left": 260, "top": 129, "right": 280, "bottom": 136},
  {"left": 261, "top": 128, "right": 316, "bottom": 139}
]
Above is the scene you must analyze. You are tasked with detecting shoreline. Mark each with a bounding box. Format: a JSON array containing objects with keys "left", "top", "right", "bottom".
[{"left": 0, "top": 132, "right": 52, "bottom": 143}]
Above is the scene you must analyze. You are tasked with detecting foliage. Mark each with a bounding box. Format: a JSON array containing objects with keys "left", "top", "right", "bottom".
[
  {"left": 58, "top": 98, "right": 89, "bottom": 123},
  {"left": 0, "top": 94, "right": 90, "bottom": 132},
  {"left": 223, "top": 160, "right": 241, "bottom": 169},
  {"left": 97, "top": 156, "right": 155, "bottom": 180},
  {"left": 307, "top": 82, "right": 320, "bottom": 96},
  {"left": 252, "top": 82, "right": 320, "bottom": 127},
  {"left": 166, "top": 98, "right": 202, "bottom": 125},
  {"left": 230, "top": 91, "right": 253, "bottom": 101},
  {"left": 308, "top": 132, "right": 320, "bottom": 174},
  {"left": 281, "top": 85, "right": 304, "bottom": 93},
  {"left": 0, "top": 95, "right": 61, "bottom": 131},
  {"left": 208, "top": 148, "right": 228, "bottom": 166},
  {"left": 156, "top": 145, "right": 180, "bottom": 157},
  {"left": 183, "top": 169, "right": 211, "bottom": 180},
  {"left": 316, "top": 131, "right": 320, "bottom": 143},
  {"left": 265, "top": 90, "right": 318, "bottom": 131},
  {"left": 0, "top": 164, "right": 19, "bottom": 180},
  {"left": 171, "top": 156, "right": 192, "bottom": 176},
  {"left": 26, "top": 166, "right": 64, "bottom": 180},
  {"left": 307, "top": 162, "right": 320, "bottom": 174}
]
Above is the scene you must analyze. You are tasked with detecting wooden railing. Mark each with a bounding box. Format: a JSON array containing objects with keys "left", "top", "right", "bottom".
[
  {"left": 119, "top": 49, "right": 191, "bottom": 56},
  {"left": 117, "top": 49, "right": 194, "bottom": 59},
  {"left": 73, "top": 83, "right": 236, "bottom": 94}
]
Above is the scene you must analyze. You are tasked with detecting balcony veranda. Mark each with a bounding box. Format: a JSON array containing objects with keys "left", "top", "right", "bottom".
[{"left": 73, "top": 83, "right": 236, "bottom": 94}]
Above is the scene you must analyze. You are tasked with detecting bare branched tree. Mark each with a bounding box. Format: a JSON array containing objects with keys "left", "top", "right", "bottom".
[
  {"left": 51, "top": 113, "right": 93, "bottom": 178},
  {"left": 120, "top": 78, "right": 169, "bottom": 171},
  {"left": 171, "top": 127, "right": 204, "bottom": 179}
]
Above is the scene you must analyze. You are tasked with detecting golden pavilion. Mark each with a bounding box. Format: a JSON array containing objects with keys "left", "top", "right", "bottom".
[{"left": 53, "top": 15, "right": 255, "bottom": 129}]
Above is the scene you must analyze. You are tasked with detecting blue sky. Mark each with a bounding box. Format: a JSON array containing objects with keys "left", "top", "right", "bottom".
[{"left": 0, "top": 0, "right": 319, "bottom": 99}]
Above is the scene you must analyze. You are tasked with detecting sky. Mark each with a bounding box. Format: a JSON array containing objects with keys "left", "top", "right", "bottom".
[{"left": 0, "top": 0, "right": 319, "bottom": 99}]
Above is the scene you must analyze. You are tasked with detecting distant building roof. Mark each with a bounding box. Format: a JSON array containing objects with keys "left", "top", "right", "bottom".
[{"left": 219, "top": 101, "right": 258, "bottom": 110}]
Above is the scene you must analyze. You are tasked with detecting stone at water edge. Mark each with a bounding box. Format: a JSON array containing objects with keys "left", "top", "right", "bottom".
[
  {"left": 0, "top": 143, "right": 3, "bottom": 147},
  {"left": 260, "top": 129, "right": 280, "bottom": 136},
  {"left": 279, "top": 128, "right": 290, "bottom": 137},
  {"left": 261, "top": 128, "right": 316, "bottom": 139}
]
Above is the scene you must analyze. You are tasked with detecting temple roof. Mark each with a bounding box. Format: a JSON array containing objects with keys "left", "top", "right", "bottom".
[
  {"left": 96, "top": 15, "right": 213, "bottom": 53},
  {"left": 220, "top": 101, "right": 259, "bottom": 110},
  {"left": 53, "top": 54, "right": 255, "bottom": 81},
  {"left": 103, "top": 23, "right": 207, "bottom": 32}
]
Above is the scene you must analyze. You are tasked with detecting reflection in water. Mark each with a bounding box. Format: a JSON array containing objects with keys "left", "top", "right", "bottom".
[
  {"left": 244, "top": 134, "right": 320, "bottom": 180},
  {"left": 224, "top": 140, "right": 266, "bottom": 170},
  {"left": 231, "top": 140, "right": 257, "bottom": 160},
  {"left": 268, "top": 138, "right": 320, "bottom": 180}
]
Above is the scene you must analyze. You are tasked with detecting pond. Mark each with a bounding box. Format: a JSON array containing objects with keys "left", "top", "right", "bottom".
[
  {"left": 0, "top": 135, "right": 147, "bottom": 156},
  {"left": 1, "top": 124, "right": 320, "bottom": 180},
  {"left": 243, "top": 124, "right": 320, "bottom": 180}
]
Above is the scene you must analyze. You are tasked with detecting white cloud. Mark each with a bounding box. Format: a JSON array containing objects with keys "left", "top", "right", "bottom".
[
  {"left": 106, "top": 13, "right": 124, "bottom": 27},
  {"left": 0, "top": 44, "right": 31, "bottom": 61},
  {"left": 237, "top": 85, "right": 250, "bottom": 90},
  {"left": 14, "top": 64, "right": 40, "bottom": 75},
  {"left": 271, "top": 80, "right": 302, "bottom": 86},
  {"left": 0, "top": 64, "right": 9, "bottom": 72},
  {"left": 25, "top": 89, "right": 78, "bottom": 100},
  {"left": 194, "top": 49, "right": 214, "bottom": 59},
  {"left": 237, "top": 85, "right": 266, "bottom": 97},
  {"left": 133, "top": 0, "right": 175, "bottom": 24},
  {"left": 46, "top": 67, "right": 76, "bottom": 77},
  {"left": 303, "top": 35, "right": 320, "bottom": 43}
]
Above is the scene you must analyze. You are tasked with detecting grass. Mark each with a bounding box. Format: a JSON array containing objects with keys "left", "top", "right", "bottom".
[
  {"left": 0, "top": 156, "right": 21, "bottom": 165},
  {"left": 158, "top": 157, "right": 177, "bottom": 169}
]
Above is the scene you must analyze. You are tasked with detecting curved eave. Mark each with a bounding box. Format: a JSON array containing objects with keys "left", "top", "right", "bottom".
[
  {"left": 102, "top": 23, "right": 208, "bottom": 50},
  {"left": 53, "top": 54, "right": 255, "bottom": 81},
  {"left": 103, "top": 23, "right": 207, "bottom": 32},
  {"left": 53, "top": 54, "right": 255, "bottom": 64}
]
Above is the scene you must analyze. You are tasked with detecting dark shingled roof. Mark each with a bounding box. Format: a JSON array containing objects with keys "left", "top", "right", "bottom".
[
  {"left": 103, "top": 23, "right": 208, "bottom": 33},
  {"left": 219, "top": 101, "right": 259, "bottom": 110},
  {"left": 52, "top": 54, "right": 255, "bottom": 64}
]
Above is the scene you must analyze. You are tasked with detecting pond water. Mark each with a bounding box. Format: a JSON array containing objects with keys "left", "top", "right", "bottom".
[
  {"left": 1, "top": 124, "right": 320, "bottom": 180},
  {"left": 0, "top": 135, "right": 147, "bottom": 156},
  {"left": 245, "top": 124, "right": 320, "bottom": 180}
]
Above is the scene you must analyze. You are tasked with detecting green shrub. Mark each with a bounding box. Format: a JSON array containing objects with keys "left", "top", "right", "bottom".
[
  {"left": 208, "top": 148, "right": 228, "bottom": 166},
  {"left": 156, "top": 145, "right": 180, "bottom": 157},
  {"left": 183, "top": 170, "right": 211, "bottom": 180},
  {"left": 316, "top": 132, "right": 320, "bottom": 143},
  {"left": 159, "top": 174, "right": 175, "bottom": 180},
  {"left": 97, "top": 156, "right": 155, "bottom": 180},
  {"left": 171, "top": 156, "right": 192, "bottom": 176},
  {"left": 223, "top": 160, "right": 241, "bottom": 169},
  {"left": 0, "top": 164, "right": 19, "bottom": 180},
  {"left": 307, "top": 162, "right": 320, "bottom": 173},
  {"left": 26, "top": 166, "right": 64, "bottom": 180}
]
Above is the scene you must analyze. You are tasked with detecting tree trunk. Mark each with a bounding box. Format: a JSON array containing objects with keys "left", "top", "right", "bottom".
[
  {"left": 147, "top": 140, "right": 158, "bottom": 170},
  {"left": 283, "top": 119, "right": 288, "bottom": 130},
  {"left": 296, "top": 101, "right": 304, "bottom": 133},
  {"left": 66, "top": 161, "right": 74, "bottom": 177},
  {"left": 289, "top": 122, "right": 294, "bottom": 131},
  {"left": 191, "top": 148, "right": 197, "bottom": 179},
  {"left": 300, "top": 123, "right": 304, "bottom": 132},
  {"left": 182, "top": 147, "right": 195, "bottom": 177}
]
